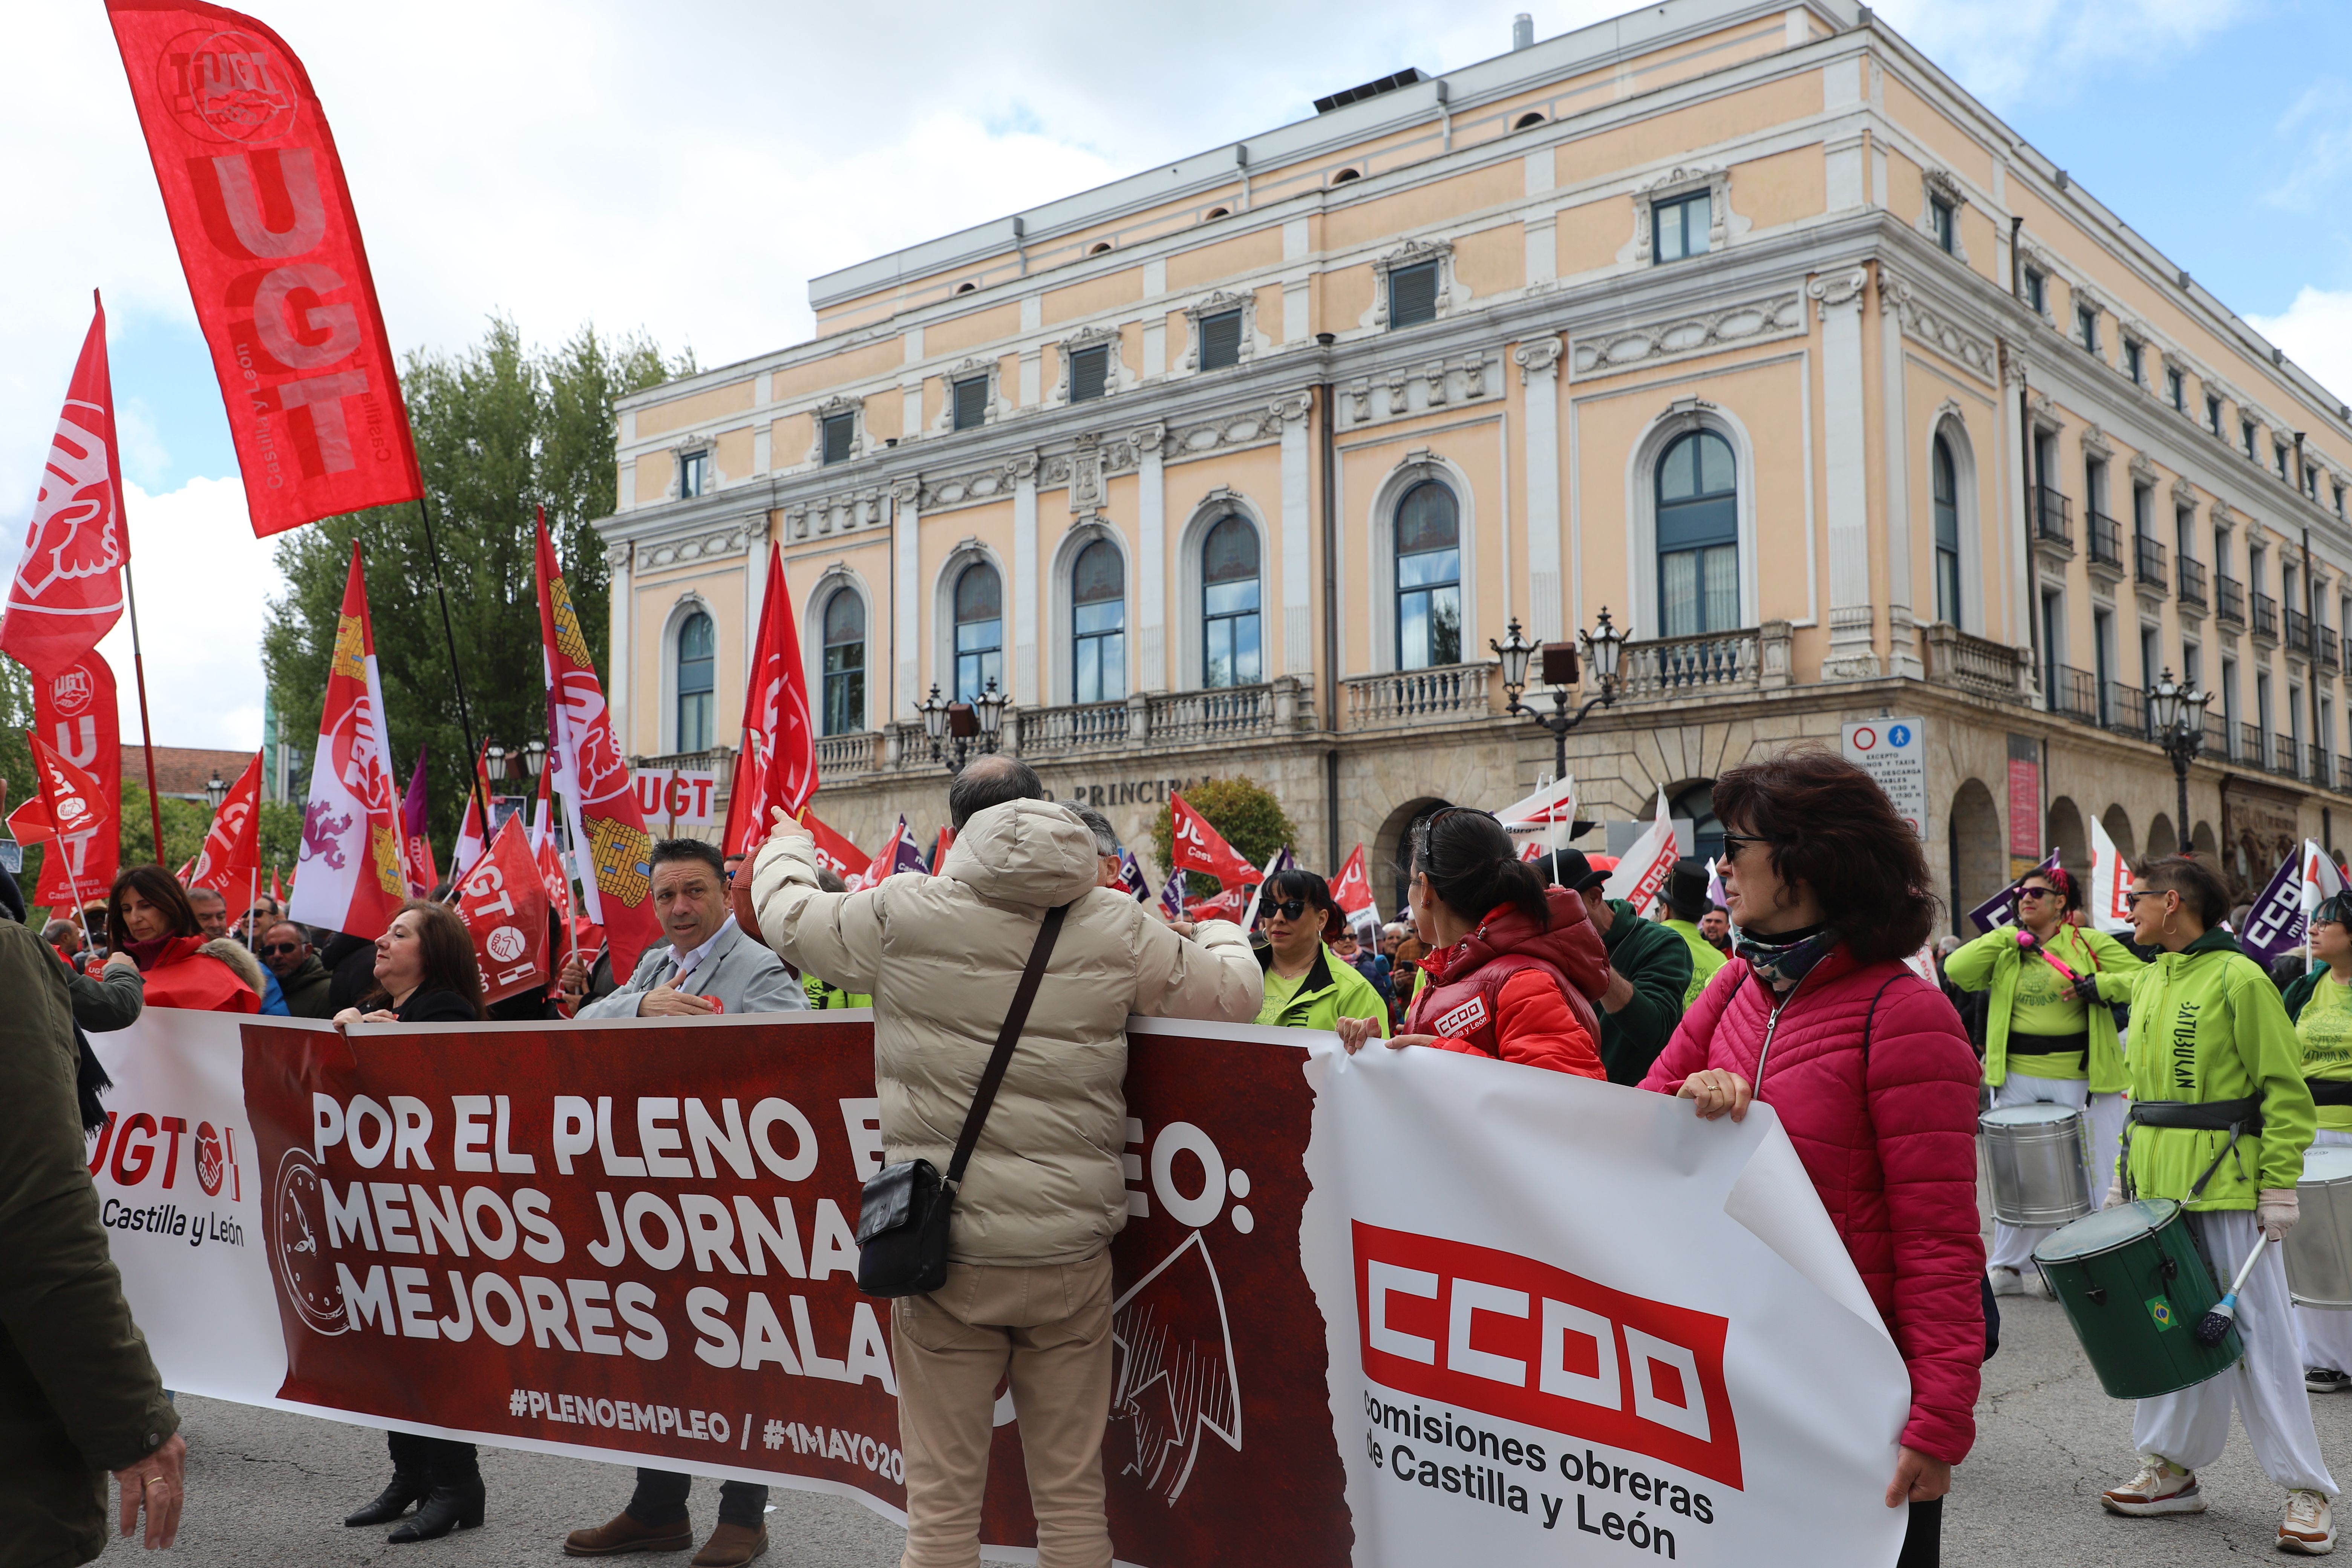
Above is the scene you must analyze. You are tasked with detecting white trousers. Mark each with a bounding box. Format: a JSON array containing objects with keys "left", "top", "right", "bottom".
[
  {"left": 2133, "top": 1207, "right": 2339, "bottom": 1494},
  {"left": 2297, "top": 1128, "right": 2352, "bottom": 1374},
  {"left": 1988, "top": 1074, "right": 2129, "bottom": 1272}
]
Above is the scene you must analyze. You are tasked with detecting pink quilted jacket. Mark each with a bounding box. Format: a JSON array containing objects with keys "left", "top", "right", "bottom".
[{"left": 1640, "top": 943, "right": 1984, "bottom": 1464}]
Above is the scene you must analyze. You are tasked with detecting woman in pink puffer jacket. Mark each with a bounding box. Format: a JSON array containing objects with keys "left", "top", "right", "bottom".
[{"left": 1642, "top": 750, "right": 1983, "bottom": 1568}]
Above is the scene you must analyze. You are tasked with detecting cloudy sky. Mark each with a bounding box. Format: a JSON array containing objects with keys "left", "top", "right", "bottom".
[{"left": 7, "top": 0, "right": 2351, "bottom": 749}]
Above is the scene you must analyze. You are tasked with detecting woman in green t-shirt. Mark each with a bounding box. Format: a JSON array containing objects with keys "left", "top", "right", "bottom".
[
  {"left": 2282, "top": 893, "right": 2352, "bottom": 1393},
  {"left": 1252, "top": 870, "right": 1390, "bottom": 1037}
]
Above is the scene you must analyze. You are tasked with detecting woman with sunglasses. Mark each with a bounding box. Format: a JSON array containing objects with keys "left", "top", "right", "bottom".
[
  {"left": 1253, "top": 870, "right": 1389, "bottom": 1036},
  {"left": 1943, "top": 864, "right": 2143, "bottom": 1298},
  {"left": 2277, "top": 891, "right": 2352, "bottom": 1395},
  {"left": 2096, "top": 856, "right": 2333, "bottom": 1551},
  {"left": 1333, "top": 809, "right": 1607, "bottom": 1076},
  {"left": 1639, "top": 751, "right": 1981, "bottom": 1568}
]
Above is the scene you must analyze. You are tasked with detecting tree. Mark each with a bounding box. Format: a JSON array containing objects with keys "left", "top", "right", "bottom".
[
  {"left": 1150, "top": 775, "right": 1300, "bottom": 899},
  {"left": 263, "top": 316, "right": 687, "bottom": 848}
]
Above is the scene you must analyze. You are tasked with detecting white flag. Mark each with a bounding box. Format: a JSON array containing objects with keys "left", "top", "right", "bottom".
[
  {"left": 1602, "top": 788, "right": 1677, "bottom": 914},
  {"left": 2088, "top": 815, "right": 2135, "bottom": 934}
]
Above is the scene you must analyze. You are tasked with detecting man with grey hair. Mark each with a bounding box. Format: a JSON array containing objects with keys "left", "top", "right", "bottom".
[{"left": 1070, "top": 804, "right": 1125, "bottom": 890}]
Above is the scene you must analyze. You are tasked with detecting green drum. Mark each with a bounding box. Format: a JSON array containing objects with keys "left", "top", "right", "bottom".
[{"left": 2032, "top": 1199, "right": 2242, "bottom": 1398}]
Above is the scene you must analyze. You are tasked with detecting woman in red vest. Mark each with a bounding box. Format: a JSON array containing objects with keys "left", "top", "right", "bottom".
[
  {"left": 1335, "top": 808, "right": 1607, "bottom": 1076},
  {"left": 101, "top": 867, "right": 258, "bottom": 1013}
]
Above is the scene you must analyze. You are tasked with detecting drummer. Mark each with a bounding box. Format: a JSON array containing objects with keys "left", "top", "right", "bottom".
[
  {"left": 1944, "top": 864, "right": 2142, "bottom": 1297},
  {"left": 2280, "top": 891, "right": 2352, "bottom": 1395},
  {"left": 2098, "top": 855, "right": 2334, "bottom": 1554}
]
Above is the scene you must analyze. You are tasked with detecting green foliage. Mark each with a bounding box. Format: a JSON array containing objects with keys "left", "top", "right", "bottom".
[
  {"left": 118, "top": 780, "right": 212, "bottom": 871},
  {"left": 1149, "top": 775, "right": 1300, "bottom": 897},
  {"left": 263, "top": 315, "right": 685, "bottom": 847},
  {"left": 0, "top": 658, "right": 33, "bottom": 890}
]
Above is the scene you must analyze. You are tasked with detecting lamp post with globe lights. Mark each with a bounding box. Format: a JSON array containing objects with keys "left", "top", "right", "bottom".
[
  {"left": 2146, "top": 668, "right": 2210, "bottom": 856},
  {"left": 917, "top": 679, "right": 1008, "bottom": 773},
  {"left": 1489, "top": 608, "right": 1627, "bottom": 789}
]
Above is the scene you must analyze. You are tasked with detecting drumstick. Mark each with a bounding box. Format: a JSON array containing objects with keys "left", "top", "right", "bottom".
[{"left": 2194, "top": 1233, "right": 2275, "bottom": 1347}]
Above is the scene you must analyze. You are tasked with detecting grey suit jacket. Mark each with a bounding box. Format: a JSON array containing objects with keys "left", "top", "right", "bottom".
[{"left": 576, "top": 918, "right": 806, "bottom": 1018}]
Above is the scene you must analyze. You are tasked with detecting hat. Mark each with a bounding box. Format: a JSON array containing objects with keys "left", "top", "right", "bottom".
[
  {"left": 1662, "top": 859, "right": 1709, "bottom": 921},
  {"left": 1545, "top": 847, "right": 1612, "bottom": 894}
]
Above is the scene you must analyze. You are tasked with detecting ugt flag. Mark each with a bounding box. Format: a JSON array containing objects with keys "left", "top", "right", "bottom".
[
  {"left": 1169, "top": 791, "right": 1257, "bottom": 890},
  {"left": 3, "top": 294, "right": 128, "bottom": 680},
  {"left": 1331, "top": 844, "right": 1379, "bottom": 924},
  {"left": 288, "top": 543, "right": 405, "bottom": 940},
  {"left": 26, "top": 653, "right": 122, "bottom": 910},
  {"left": 26, "top": 731, "right": 115, "bottom": 909},
  {"left": 721, "top": 544, "right": 815, "bottom": 859},
  {"left": 189, "top": 750, "right": 263, "bottom": 894},
  {"left": 106, "top": 0, "right": 423, "bottom": 535},
  {"left": 452, "top": 813, "right": 549, "bottom": 1005}
]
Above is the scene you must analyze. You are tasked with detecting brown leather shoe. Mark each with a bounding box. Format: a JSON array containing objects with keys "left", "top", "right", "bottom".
[
  {"left": 563, "top": 1510, "right": 695, "bottom": 1556},
  {"left": 690, "top": 1522, "right": 768, "bottom": 1567}
]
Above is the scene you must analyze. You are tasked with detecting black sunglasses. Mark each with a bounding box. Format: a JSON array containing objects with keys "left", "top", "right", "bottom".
[
  {"left": 1268, "top": 899, "right": 1311, "bottom": 922},
  {"left": 261, "top": 942, "right": 303, "bottom": 956},
  {"left": 1717, "top": 830, "right": 1772, "bottom": 858}
]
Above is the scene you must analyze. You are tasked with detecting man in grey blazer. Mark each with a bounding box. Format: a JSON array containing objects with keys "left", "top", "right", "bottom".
[
  {"left": 574, "top": 839, "right": 806, "bottom": 1020},
  {"left": 565, "top": 838, "right": 800, "bottom": 1564}
]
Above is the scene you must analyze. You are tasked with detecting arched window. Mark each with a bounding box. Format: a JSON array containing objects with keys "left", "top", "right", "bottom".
[
  {"left": 675, "top": 610, "right": 714, "bottom": 752},
  {"left": 1394, "top": 481, "right": 1461, "bottom": 669},
  {"left": 952, "top": 562, "right": 1002, "bottom": 701},
  {"left": 1655, "top": 430, "right": 1738, "bottom": 637},
  {"left": 1933, "top": 435, "right": 1962, "bottom": 626},
  {"left": 1201, "top": 516, "right": 1261, "bottom": 688},
  {"left": 1071, "top": 539, "right": 1125, "bottom": 704},
  {"left": 821, "top": 590, "right": 865, "bottom": 736}
]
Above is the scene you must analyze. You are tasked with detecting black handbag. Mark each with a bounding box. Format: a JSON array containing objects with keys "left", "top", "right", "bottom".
[{"left": 854, "top": 902, "right": 1070, "bottom": 1298}]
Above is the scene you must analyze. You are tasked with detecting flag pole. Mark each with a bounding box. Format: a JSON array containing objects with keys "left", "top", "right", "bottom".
[
  {"left": 121, "top": 562, "right": 166, "bottom": 864},
  {"left": 413, "top": 493, "right": 487, "bottom": 836}
]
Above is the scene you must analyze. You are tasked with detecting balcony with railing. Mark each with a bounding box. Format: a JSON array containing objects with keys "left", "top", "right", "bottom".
[
  {"left": 2086, "top": 511, "right": 2125, "bottom": 577},
  {"left": 2177, "top": 555, "right": 2209, "bottom": 613},
  {"left": 2315, "top": 746, "right": 2335, "bottom": 789},
  {"left": 2206, "top": 712, "right": 2231, "bottom": 758},
  {"left": 2133, "top": 534, "right": 2169, "bottom": 594},
  {"left": 2324, "top": 630, "right": 2343, "bottom": 673},
  {"left": 2287, "top": 607, "right": 2315, "bottom": 660},
  {"left": 2050, "top": 664, "right": 2099, "bottom": 723},
  {"left": 1922, "top": 623, "right": 2031, "bottom": 702},
  {"left": 632, "top": 746, "right": 738, "bottom": 793},
  {"left": 2216, "top": 574, "right": 2247, "bottom": 626},
  {"left": 1342, "top": 663, "right": 1496, "bottom": 729},
  {"left": 1015, "top": 700, "right": 1132, "bottom": 756},
  {"left": 2244, "top": 721, "right": 2267, "bottom": 767},
  {"left": 2032, "top": 488, "right": 2074, "bottom": 554},
  {"left": 815, "top": 732, "right": 879, "bottom": 779},
  {"left": 1613, "top": 628, "right": 1779, "bottom": 703},
  {"left": 2254, "top": 591, "right": 2281, "bottom": 642},
  {"left": 2102, "top": 681, "right": 2146, "bottom": 737},
  {"left": 2279, "top": 733, "right": 2303, "bottom": 777}
]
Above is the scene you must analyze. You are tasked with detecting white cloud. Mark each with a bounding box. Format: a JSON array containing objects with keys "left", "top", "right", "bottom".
[
  {"left": 2248, "top": 287, "right": 2352, "bottom": 415},
  {"left": 1870, "top": 0, "right": 2250, "bottom": 108}
]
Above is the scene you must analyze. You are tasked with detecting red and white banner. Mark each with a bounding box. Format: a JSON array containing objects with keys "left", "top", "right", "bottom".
[
  {"left": 289, "top": 544, "right": 405, "bottom": 939},
  {"left": 3, "top": 295, "right": 129, "bottom": 680},
  {"left": 2088, "top": 815, "right": 2134, "bottom": 935},
  {"left": 105, "top": 0, "right": 423, "bottom": 536},
  {"left": 632, "top": 769, "right": 719, "bottom": 828},
  {"left": 27, "top": 730, "right": 115, "bottom": 913},
  {"left": 721, "top": 545, "right": 815, "bottom": 859},
  {"left": 1601, "top": 789, "right": 1677, "bottom": 916},
  {"left": 1331, "top": 845, "right": 1377, "bottom": 923},
  {"left": 450, "top": 813, "right": 549, "bottom": 1004},
  {"left": 1168, "top": 792, "right": 1257, "bottom": 888},
  {"left": 26, "top": 652, "right": 122, "bottom": 909},
  {"left": 190, "top": 750, "right": 264, "bottom": 893},
  {"left": 90, "top": 1010, "right": 1908, "bottom": 1565}
]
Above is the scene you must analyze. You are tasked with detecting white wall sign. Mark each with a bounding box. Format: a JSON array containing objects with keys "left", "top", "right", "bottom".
[{"left": 1841, "top": 718, "right": 1926, "bottom": 837}]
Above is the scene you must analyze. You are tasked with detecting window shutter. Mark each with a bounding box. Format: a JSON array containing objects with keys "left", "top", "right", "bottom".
[
  {"left": 1071, "top": 345, "right": 1109, "bottom": 402},
  {"left": 1199, "top": 310, "right": 1243, "bottom": 371},
  {"left": 822, "top": 413, "right": 854, "bottom": 464},
  {"left": 954, "top": 377, "right": 989, "bottom": 430},
  {"left": 1389, "top": 262, "right": 1439, "bottom": 328}
]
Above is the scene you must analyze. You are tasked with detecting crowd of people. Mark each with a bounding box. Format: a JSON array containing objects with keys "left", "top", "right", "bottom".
[{"left": 12, "top": 742, "right": 2352, "bottom": 1564}]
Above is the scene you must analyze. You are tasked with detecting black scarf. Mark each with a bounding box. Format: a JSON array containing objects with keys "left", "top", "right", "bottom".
[{"left": 1735, "top": 922, "right": 1839, "bottom": 991}]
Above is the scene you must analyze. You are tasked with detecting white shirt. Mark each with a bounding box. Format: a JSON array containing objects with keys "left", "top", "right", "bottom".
[{"left": 666, "top": 917, "right": 735, "bottom": 989}]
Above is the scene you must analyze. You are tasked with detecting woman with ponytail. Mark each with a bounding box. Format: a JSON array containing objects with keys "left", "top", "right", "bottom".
[{"left": 1333, "top": 808, "right": 1609, "bottom": 1077}]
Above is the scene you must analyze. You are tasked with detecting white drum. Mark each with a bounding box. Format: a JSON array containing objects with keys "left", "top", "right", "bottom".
[
  {"left": 1980, "top": 1103, "right": 2093, "bottom": 1227},
  {"left": 2286, "top": 1145, "right": 2352, "bottom": 1311}
]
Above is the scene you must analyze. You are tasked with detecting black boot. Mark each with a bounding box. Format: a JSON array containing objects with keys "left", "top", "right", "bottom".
[
  {"left": 345, "top": 1469, "right": 431, "bottom": 1527},
  {"left": 387, "top": 1476, "right": 485, "bottom": 1543}
]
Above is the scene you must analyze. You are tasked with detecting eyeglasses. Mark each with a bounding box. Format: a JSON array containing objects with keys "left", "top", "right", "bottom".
[
  {"left": 2016, "top": 887, "right": 2055, "bottom": 902},
  {"left": 2124, "top": 889, "right": 2173, "bottom": 905},
  {"left": 1717, "top": 830, "right": 1771, "bottom": 859},
  {"left": 261, "top": 942, "right": 303, "bottom": 956},
  {"left": 1269, "top": 899, "right": 1310, "bottom": 921}
]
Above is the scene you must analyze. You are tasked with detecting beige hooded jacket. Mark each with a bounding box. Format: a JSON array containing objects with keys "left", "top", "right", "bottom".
[{"left": 750, "top": 798, "right": 1262, "bottom": 1266}]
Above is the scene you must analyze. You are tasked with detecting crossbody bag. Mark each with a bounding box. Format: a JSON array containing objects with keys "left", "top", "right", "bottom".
[{"left": 854, "top": 903, "right": 1070, "bottom": 1298}]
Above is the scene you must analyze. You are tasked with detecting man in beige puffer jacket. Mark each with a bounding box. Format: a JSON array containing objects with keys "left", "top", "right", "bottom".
[{"left": 749, "top": 757, "right": 1259, "bottom": 1568}]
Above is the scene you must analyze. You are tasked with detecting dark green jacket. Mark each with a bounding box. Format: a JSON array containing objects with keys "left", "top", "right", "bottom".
[
  {"left": 274, "top": 952, "right": 336, "bottom": 1019},
  {"left": 0, "top": 920, "right": 178, "bottom": 1566},
  {"left": 1595, "top": 899, "right": 1694, "bottom": 1087},
  {"left": 2284, "top": 966, "right": 2329, "bottom": 1022}
]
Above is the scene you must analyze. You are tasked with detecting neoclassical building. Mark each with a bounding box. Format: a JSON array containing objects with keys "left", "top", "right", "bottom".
[{"left": 596, "top": 0, "right": 2352, "bottom": 925}]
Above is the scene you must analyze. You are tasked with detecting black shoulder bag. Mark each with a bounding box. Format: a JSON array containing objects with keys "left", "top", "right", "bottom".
[{"left": 854, "top": 903, "right": 1069, "bottom": 1298}]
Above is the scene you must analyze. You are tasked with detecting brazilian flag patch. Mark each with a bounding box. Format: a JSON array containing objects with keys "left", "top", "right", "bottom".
[{"left": 2146, "top": 1297, "right": 2178, "bottom": 1332}]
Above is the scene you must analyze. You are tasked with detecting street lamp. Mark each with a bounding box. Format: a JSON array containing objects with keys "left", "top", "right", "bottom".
[
  {"left": 1490, "top": 608, "right": 1627, "bottom": 788},
  {"left": 917, "top": 680, "right": 1006, "bottom": 772},
  {"left": 2147, "top": 666, "right": 2210, "bottom": 855},
  {"left": 483, "top": 741, "right": 511, "bottom": 784},
  {"left": 204, "top": 772, "right": 229, "bottom": 811},
  {"left": 522, "top": 739, "right": 547, "bottom": 779}
]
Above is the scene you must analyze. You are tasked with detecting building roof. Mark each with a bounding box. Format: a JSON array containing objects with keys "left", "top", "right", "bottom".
[{"left": 134, "top": 746, "right": 256, "bottom": 800}]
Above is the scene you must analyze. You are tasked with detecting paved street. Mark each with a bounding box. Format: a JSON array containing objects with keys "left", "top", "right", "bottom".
[{"left": 130, "top": 1284, "right": 2352, "bottom": 1566}]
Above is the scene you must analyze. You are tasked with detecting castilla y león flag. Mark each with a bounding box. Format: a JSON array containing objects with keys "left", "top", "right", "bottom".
[
  {"left": 3, "top": 296, "right": 128, "bottom": 680},
  {"left": 721, "top": 544, "right": 815, "bottom": 859},
  {"left": 289, "top": 544, "right": 405, "bottom": 939},
  {"left": 189, "top": 750, "right": 263, "bottom": 893},
  {"left": 105, "top": 0, "right": 421, "bottom": 535},
  {"left": 536, "top": 515, "right": 657, "bottom": 982}
]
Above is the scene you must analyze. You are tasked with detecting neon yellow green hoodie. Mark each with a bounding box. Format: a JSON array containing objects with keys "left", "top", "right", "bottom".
[
  {"left": 2123, "top": 929, "right": 2317, "bottom": 1211},
  {"left": 1942, "top": 922, "right": 2141, "bottom": 1092}
]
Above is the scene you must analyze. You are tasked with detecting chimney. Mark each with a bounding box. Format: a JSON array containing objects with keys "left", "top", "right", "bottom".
[{"left": 1512, "top": 12, "right": 1534, "bottom": 50}]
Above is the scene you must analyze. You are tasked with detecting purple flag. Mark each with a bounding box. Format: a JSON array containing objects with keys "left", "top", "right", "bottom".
[
  {"left": 2239, "top": 850, "right": 2308, "bottom": 965},
  {"left": 399, "top": 744, "right": 432, "bottom": 897},
  {"left": 888, "top": 817, "right": 928, "bottom": 877},
  {"left": 1158, "top": 864, "right": 1186, "bottom": 920},
  {"left": 1117, "top": 847, "right": 1149, "bottom": 900},
  {"left": 1968, "top": 848, "right": 2062, "bottom": 934}
]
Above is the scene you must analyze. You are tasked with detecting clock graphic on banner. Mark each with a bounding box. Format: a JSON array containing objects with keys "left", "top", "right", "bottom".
[{"left": 270, "top": 1149, "right": 349, "bottom": 1335}]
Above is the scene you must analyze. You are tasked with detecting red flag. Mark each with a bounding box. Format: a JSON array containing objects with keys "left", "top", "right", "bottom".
[
  {"left": 721, "top": 545, "right": 816, "bottom": 860},
  {"left": 397, "top": 744, "right": 437, "bottom": 896},
  {"left": 451, "top": 742, "right": 492, "bottom": 876},
  {"left": 1168, "top": 791, "right": 1257, "bottom": 888},
  {"left": 932, "top": 826, "right": 956, "bottom": 873},
  {"left": 536, "top": 515, "right": 658, "bottom": 980},
  {"left": 3, "top": 296, "right": 127, "bottom": 679},
  {"left": 802, "top": 811, "right": 868, "bottom": 882},
  {"left": 28, "top": 732, "right": 111, "bottom": 910},
  {"left": 452, "top": 813, "right": 548, "bottom": 1004},
  {"left": 1190, "top": 886, "right": 1253, "bottom": 923},
  {"left": 1330, "top": 845, "right": 1377, "bottom": 917},
  {"left": 104, "top": 2, "right": 423, "bottom": 536},
  {"left": 28, "top": 654, "right": 121, "bottom": 907},
  {"left": 288, "top": 543, "right": 404, "bottom": 939},
  {"left": 270, "top": 864, "right": 285, "bottom": 904},
  {"left": 190, "top": 750, "right": 263, "bottom": 892}
]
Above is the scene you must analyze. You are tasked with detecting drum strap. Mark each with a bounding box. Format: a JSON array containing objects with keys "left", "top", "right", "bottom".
[
  {"left": 2006, "top": 1030, "right": 2090, "bottom": 1057},
  {"left": 2122, "top": 1096, "right": 2265, "bottom": 1202},
  {"left": 2309, "top": 1079, "right": 2352, "bottom": 1108}
]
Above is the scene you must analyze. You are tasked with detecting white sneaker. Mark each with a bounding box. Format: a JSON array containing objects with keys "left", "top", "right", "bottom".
[
  {"left": 2282, "top": 1490, "right": 2337, "bottom": 1555},
  {"left": 1989, "top": 1266, "right": 2027, "bottom": 1297},
  {"left": 2099, "top": 1455, "right": 2205, "bottom": 1516}
]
